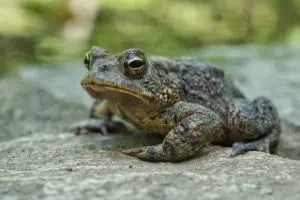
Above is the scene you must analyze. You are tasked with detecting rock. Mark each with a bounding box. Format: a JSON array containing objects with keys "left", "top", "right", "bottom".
[
  {"left": 1, "top": 138, "right": 300, "bottom": 200},
  {"left": 1, "top": 45, "right": 300, "bottom": 199}
]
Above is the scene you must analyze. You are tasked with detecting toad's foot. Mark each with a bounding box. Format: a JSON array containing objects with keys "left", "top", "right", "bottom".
[
  {"left": 230, "top": 140, "right": 269, "bottom": 157},
  {"left": 122, "top": 145, "right": 169, "bottom": 161},
  {"left": 123, "top": 144, "right": 188, "bottom": 162},
  {"left": 69, "top": 119, "right": 131, "bottom": 135},
  {"left": 230, "top": 127, "right": 280, "bottom": 157}
]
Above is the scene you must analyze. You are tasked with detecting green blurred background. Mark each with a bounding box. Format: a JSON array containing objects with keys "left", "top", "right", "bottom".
[{"left": 1, "top": 0, "right": 300, "bottom": 75}]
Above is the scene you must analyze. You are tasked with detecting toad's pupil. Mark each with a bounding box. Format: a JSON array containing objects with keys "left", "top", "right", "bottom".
[
  {"left": 84, "top": 56, "right": 89, "bottom": 66},
  {"left": 128, "top": 60, "right": 144, "bottom": 68}
]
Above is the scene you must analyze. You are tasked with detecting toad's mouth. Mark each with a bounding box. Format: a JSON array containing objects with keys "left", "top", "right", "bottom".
[{"left": 82, "top": 81, "right": 153, "bottom": 103}]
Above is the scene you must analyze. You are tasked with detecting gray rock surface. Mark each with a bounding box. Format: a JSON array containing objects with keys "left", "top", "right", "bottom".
[{"left": 1, "top": 45, "right": 300, "bottom": 200}]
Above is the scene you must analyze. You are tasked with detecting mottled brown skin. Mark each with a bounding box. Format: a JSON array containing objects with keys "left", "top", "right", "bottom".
[{"left": 72, "top": 46, "right": 281, "bottom": 162}]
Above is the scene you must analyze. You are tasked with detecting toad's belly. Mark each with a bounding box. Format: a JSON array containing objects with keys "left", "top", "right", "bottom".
[{"left": 114, "top": 105, "right": 173, "bottom": 135}]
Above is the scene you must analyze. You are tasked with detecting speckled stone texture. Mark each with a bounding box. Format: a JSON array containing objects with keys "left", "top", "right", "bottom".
[{"left": 1, "top": 45, "right": 300, "bottom": 200}]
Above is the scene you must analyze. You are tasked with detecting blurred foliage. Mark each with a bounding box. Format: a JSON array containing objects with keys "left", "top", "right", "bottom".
[{"left": 1, "top": 0, "right": 300, "bottom": 74}]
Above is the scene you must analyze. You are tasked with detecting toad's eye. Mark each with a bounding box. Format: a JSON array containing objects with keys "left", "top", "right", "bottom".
[
  {"left": 84, "top": 51, "right": 91, "bottom": 70},
  {"left": 123, "top": 51, "right": 147, "bottom": 78},
  {"left": 126, "top": 59, "right": 144, "bottom": 69}
]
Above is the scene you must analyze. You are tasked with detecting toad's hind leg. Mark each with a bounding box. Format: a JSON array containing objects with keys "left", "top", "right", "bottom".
[{"left": 227, "top": 97, "right": 281, "bottom": 157}]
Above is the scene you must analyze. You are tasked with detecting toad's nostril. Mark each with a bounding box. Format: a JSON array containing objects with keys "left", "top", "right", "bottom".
[{"left": 99, "top": 64, "right": 108, "bottom": 71}]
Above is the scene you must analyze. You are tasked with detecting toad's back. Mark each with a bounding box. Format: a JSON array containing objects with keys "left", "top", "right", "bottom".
[{"left": 152, "top": 57, "right": 245, "bottom": 114}]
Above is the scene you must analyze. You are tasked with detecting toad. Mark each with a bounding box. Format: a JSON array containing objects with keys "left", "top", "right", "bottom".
[{"left": 71, "top": 46, "right": 281, "bottom": 162}]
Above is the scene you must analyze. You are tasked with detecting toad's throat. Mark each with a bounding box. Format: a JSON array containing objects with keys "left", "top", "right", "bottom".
[{"left": 83, "top": 82, "right": 153, "bottom": 103}]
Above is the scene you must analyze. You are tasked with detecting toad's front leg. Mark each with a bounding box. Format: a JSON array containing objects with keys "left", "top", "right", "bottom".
[
  {"left": 123, "top": 102, "right": 225, "bottom": 162},
  {"left": 70, "top": 100, "right": 132, "bottom": 135}
]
